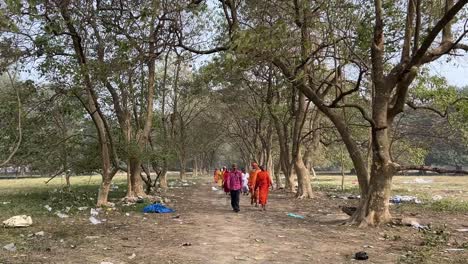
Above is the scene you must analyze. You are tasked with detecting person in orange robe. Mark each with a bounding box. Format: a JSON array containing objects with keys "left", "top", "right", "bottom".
[
  {"left": 248, "top": 162, "right": 261, "bottom": 206},
  {"left": 255, "top": 165, "right": 273, "bottom": 211},
  {"left": 213, "top": 168, "right": 219, "bottom": 184}
]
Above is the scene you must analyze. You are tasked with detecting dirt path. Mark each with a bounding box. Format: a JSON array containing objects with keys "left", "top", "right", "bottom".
[
  {"left": 3, "top": 180, "right": 466, "bottom": 264},
  {"left": 81, "top": 181, "right": 399, "bottom": 264}
]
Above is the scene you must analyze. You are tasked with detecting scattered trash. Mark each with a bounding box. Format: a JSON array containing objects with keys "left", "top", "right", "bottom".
[
  {"left": 182, "top": 242, "right": 192, "bottom": 246},
  {"left": 56, "top": 212, "right": 69, "bottom": 218},
  {"left": 354, "top": 251, "right": 369, "bottom": 260},
  {"left": 401, "top": 217, "right": 420, "bottom": 226},
  {"left": 125, "top": 213, "right": 130, "bottom": 217},
  {"left": 341, "top": 206, "right": 357, "bottom": 216},
  {"left": 2, "top": 201, "right": 11, "bottom": 205},
  {"left": 363, "top": 245, "right": 374, "bottom": 248},
  {"left": 3, "top": 215, "right": 33, "bottom": 227},
  {"left": 128, "top": 253, "right": 136, "bottom": 259},
  {"left": 163, "top": 198, "right": 171, "bottom": 203},
  {"left": 445, "top": 248, "right": 465, "bottom": 252},
  {"left": 136, "top": 196, "right": 144, "bottom": 203},
  {"left": 89, "top": 216, "right": 102, "bottom": 225},
  {"left": 432, "top": 195, "right": 443, "bottom": 201},
  {"left": 277, "top": 235, "right": 286, "bottom": 238},
  {"left": 90, "top": 208, "right": 100, "bottom": 216},
  {"left": 287, "top": 213, "right": 305, "bottom": 219},
  {"left": 142, "top": 203, "right": 175, "bottom": 213},
  {"left": 211, "top": 186, "right": 218, "bottom": 191},
  {"left": 78, "top": 207, "right": 88, "bottom": 211},
  {"left": 100, "top": 262, "right": 114, "bottom": 264},
  {"left": 110, "top": 184, "right": 119, "bottom": 191},
  {"left": 85, "top": 236, "right": 100, "bottom": 239},
  {"left": 455, "top": 228, "right": 468, "bottom": 232},
  {"left": 398, "top": 217, "right": 429, "bottom": 230},
  {"left": 234, "top": 256, "right": 248, "bottom": 261},
  {"left": 3, "top": 243, "right": 16, "bottom": 252},
  {"left": 414, "top": 178, "right": 433, "bottom": 184},
  {"left": 44, "top": 205, "right": 52, "bottom": 212},
  {"left": 35, "top": 231, "right": 45, "bottom": 236},
  {"left": 390, "top": 195, "right": 422, "bottom": 204}
]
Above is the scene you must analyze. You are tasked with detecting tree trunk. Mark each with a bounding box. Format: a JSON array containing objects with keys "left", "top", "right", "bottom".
[
  {"left": 130, "top": 158, "right": 145, "bottom": 197},
  {"left": 179, "top": 151, "right": 186, "bottom": 180},
  {"left": 97, "top": 177, "right": 112, "bottom": 206},
  {"left": 159, "top": 171, "right": 168, "bottom": 189},
  {"left": 274, "top": 160, "right": 283, "bottom": 189},
  {"left": 193, "top": 157, "right": 199, "bottom": 177},
  {"left": 294, "top": 149, "right": 313, "bottom": 198}
]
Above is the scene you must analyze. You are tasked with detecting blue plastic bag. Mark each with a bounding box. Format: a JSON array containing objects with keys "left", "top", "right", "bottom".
[
  {"left": 142, "top": 203, "right": 175, "bottom": 213},
  {"left": 287, "top": 213, "right": 305, "bottom": 219}
]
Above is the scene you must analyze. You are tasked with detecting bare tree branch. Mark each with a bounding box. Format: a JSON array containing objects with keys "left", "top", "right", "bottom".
[
  {"left": 397, "top": 165, "right": 468, "bottom": 174},
  {"left": 0, "top": 71, "right": 22, "bottom": 167}
]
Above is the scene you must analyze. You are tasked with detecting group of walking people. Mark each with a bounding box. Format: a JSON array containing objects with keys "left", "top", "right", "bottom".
[{"left": 213, "top": 162, "right": 273, "bottom": 212}]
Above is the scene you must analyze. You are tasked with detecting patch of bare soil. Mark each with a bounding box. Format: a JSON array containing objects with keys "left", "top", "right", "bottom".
[{"left": 1, "top": 180, "right": 467, "bottom": 264}]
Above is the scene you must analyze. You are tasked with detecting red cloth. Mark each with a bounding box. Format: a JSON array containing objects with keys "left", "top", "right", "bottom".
[
  {"left": 256, "top": 171, "right": 272, "bottom": 205},
  {"left": 223, "top": 171, "right": 230, "bottom": 193}
]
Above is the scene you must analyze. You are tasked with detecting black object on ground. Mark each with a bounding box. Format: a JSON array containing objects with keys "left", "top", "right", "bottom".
[{"left": 355, "top": 251, "right": 369, "bottom": 260}]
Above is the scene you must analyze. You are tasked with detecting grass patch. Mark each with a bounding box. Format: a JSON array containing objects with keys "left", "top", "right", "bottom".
[
  {"left": 399, "top": 226, "right": 448, "bottom": 264},
  {"left": 424, "top": 199, "right": 468, "bottom": 213}
]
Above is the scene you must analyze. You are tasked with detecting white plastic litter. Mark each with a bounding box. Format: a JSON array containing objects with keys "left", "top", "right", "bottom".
[
  {"left": 44, "top": 205, "right": 52, "bottom": 212},
  {"left": 90, "top": 208, "right": 99, "bottom": 216},
  {"left": 78, "top": 207, "right": 88, "bottom": 211},
  {"left": 56, "top": 212, "right": 69, "bottom": 218},
  {"left": 414, "top": 178, "right": 433, "bottom": 184},
  {"left": 3, "top": 243, "right": 16, "bottom": 252},
  {"left": 128, "top": 253, "right": 136, "bottom": 259},
  {"left": 89, "top": 216, "right": 102, "bottom": 225},
  {"left": 35, "top": 231, "right": 45, "bottom": 236},
  {"left": 2, "top": 215, "right": 33, "bottom": 227},
  {"left": 211, "top": 186, "right": 218, "bottom": 191},
  {"left": 390, "top": 195, "right": 422, "bottom": 204},
  {"left": 432, "top": 195, "right": 443, "bottom": 201}
]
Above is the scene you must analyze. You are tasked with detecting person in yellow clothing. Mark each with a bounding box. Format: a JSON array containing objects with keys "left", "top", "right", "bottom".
[
  {"left": 217, "top": 167, "right": 224, "bottom": 187},
  {"left": 213, "top": 168, "right": 220, "bottom": 184}
]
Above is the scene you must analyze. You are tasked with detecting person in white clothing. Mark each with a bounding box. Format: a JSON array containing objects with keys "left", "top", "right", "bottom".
[{"left": 241, "top": 168, "right": 249, "bottom": 195}]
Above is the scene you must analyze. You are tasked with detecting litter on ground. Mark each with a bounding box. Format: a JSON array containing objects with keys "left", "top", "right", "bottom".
[
  {"left": 2, "top": 215, "right": 33, "bottom": 227},
  {"left": 3, "top": 243, "right": 16, "bottom": 252},
  {"left": 389, "top": 195, "right": 422, "bottom": 204},
  {"left": 143, "top": 203, "right": 175, "bottom": 213},
  {"left": 89, "top": 216, "right": 102, "bottom": 225},
  {"left": 287, "top": 213, "right": 305, "bottom": 219}
]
